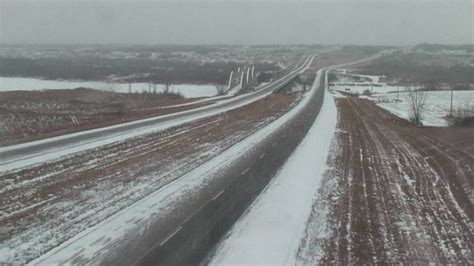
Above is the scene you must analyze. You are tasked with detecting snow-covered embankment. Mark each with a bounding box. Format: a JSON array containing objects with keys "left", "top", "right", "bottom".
[{"left": 209, "top": 81, "right": 337, "bottom": 264}]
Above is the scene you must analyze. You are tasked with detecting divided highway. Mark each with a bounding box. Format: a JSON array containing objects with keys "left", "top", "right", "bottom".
[
  {"left": 0, "top": 55, "right": 314, "bottom": 172},
  {"left": 130, "top": 57, "right": 382, "bottom": 265},
  {"left": 28, "top": 55, "right": 380, "bottom": 265},
  {"left": 132, "top": 68, "right": 328, "bottom": 266},
  {"left": 31, "top": 66, "right": 328, "bottom": 266}
]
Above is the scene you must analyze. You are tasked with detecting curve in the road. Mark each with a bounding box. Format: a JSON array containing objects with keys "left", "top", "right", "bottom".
[
  {"left": 0, "top": 55, "right": 315, "bottom": 172},
  {"left": 130, "top": 55, "right": 383, "bottom": 265},
  {"left": 28, "top": 54, "right": 381, "bottom": 266}
]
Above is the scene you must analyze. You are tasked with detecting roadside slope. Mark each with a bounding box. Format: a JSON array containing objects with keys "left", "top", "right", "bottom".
[
  {"left": 28, "top": 65, "right": 326, "bottom": 266},
  {"left": 300, "top": 97, "right": 473, "bottom": 264},
  {"left": 208, "top": 85, "right": 337, "bottom": 265}
]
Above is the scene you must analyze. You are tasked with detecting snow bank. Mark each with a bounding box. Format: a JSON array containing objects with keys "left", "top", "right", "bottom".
[{"left": 209, "top": 84, "right": 337, "bottom": 265}]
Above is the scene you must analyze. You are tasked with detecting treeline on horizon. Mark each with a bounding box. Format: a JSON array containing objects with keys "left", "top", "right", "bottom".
[
  {"left": 0, "top": 43, "right": 324, "bottom": 54},
  {"left": 415, "top": 43, "right": 474, "bottom": 53},
  {"left": 341, "top": 45, "right": 396, "bottom": 55},
  {"left": 357, "top": 53, "right": 474, "bottom": 85},
  {"left": 0, "top": 57, "right": 279, "bottom": 84}
]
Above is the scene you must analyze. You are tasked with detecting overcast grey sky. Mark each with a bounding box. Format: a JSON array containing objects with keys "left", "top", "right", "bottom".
[{"left": 0, "top": 0, "right": 472, "bottom": 45}]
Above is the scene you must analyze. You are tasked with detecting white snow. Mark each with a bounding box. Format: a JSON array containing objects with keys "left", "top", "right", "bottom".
[
  {"left": 371, "top": 90, "right": 474, "bottom": 126},
  {"left": 328, "top": 70, "right": 474, "bottom": 127},
  {"left": 23, "top": 54, "right": 382, "bottom": 265},
  {"left": 330, "top": 83, "right": 403, "bottom": 94},
  {"left": 206, "top": 56, "right": 383, "bottom": 265},
  {"left": 225, "top": 82, "right": 270, "bottom": 97},
  {"left": 29, "top": 62, "right": 322, "bottom": 266},
  {"left": 209, "top": 78, "right": 337, "bottom": 265},
  {"left": 343, "top": 71, "right": 382, "bottom": 83},
  {"left": 329, "top": 69, "right": 422, "bottom": 95},
  {"left": 1, "top": 57, "right": 315, "bottom": 173},
  {"left": 226, "top": 85, "right": 242, "bottom": 96},
  {"left": 0, "top": 77, "right": 218, "bottom": 98}
]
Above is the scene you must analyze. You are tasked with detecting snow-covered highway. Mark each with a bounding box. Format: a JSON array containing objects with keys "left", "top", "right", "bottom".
[
  {"left": 27, "top": 54, "right": 381, "bottom": 265},
  {"left": 1, "top": 50, "right": 383, "bottom": 265},
  {"left": 0, "top": 56, "right": 314, "bottom": 172},
  {"left": 29, "top": 65, "right": 329, "bottom": 266}
]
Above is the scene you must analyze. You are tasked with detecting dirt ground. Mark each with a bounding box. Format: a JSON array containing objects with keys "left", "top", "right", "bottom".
[
  {"left": 0, "top": 88, "right": 212, "bottom": 146},
  {"left": 0, "top": 50, "right": 369, "bottom": 147},
  {"left": 300, "top": 96, "right": 473, "bottom": 264},
  {"left": 0, "top": 92, "right": 300, "bottom": 264}
]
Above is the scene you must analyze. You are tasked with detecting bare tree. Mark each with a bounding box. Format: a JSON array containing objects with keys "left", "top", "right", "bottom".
[{"left": 405, "top": 86, "right": 428, "bottom": 125}]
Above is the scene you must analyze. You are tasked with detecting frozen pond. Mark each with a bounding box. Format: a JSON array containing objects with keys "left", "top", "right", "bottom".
[{"left": 0, "top": 77, "right": 218, "bottom": 98}]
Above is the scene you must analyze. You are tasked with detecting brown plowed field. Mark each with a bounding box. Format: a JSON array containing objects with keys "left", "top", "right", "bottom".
[
  {"left": 302, "top": 96, "right": 473, "bottom": 264},
  {"left": 0, "top": 89, "right": 213, "bottom": 146},
  {"left": 0, "top": 92, "right": 299, "bottom": 264}
]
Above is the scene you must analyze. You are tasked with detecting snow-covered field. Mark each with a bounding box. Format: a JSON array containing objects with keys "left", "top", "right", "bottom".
[
  {"left": 332, "top": 70, "right": 382, "bottom": 83},
  {"left": 330, "top": 83, "right": 403, "bottom": 94},
  {"left": 28, "top": 68, "right": 323, "bottom": 265},
  {"left": 329, "top": 70, "right": 474, "bottom": 126},
  {"left": 0, "top": 93, "right": 299, "bottom": 265},
  {"left": 329, "top": 69, "right": 425, "bottom": 95},
  {"left": 0, "top": 77, "right": 218, "bottom": 98},
  {"left": 0, "top": 71, "right": 302, "bottom": 172},
  {"left": 209, "top": 90, "right": 337, "bottom": 265},
  {"left": 1, "top": 57, "right": 316, "bottom": 264},
  {"left": 1, "top": 57, "right": 315, "bottom": 172},
  {"left": 371, "top": 90, "right": 474, "bottom": 126}
]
